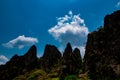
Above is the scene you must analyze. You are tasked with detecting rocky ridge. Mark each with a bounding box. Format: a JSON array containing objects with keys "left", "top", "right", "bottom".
[{"left": 0, "top": 45, "right": 37, "bottom": 80}]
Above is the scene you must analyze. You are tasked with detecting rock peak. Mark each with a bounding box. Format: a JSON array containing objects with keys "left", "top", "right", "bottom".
[
  {"left": 43, "top": 44, "right": 61, "bottom": 59},
  {"left": 73, "top": 48, "right": 81, "bottom": 57},
  {"left": 41, "top": 44, "right": 61, "bottom": 71},
  {"left": 66, "top": 43, "right": 72, "bottom": 50},
  {"left": 63, "top": 43, "right": 72, "bottom": 58},
  {"left": 24, "top": 45, "right": 37, "bottom": 57}
]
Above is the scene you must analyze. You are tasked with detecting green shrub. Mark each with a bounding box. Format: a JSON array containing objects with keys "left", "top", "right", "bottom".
[
  {"left": 65, "top": 75, "right": 77, "bottom": 80},
  {"left": 51, "top": 78, "right": 59, "bottom": 80},
  {"left": 27, "top": 69, "right": 46, "bottom": 80},
  {"left": 13, "top": 75, "right": 26, "bottom": 80}
]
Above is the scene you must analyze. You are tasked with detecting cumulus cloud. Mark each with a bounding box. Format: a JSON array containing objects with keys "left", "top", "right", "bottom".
[
  {"left": 3, "top": 35, "right": 38, "bottom": 49},
  {"left": 0, "top": 55, "right": 9, "bottom": 65},
  {"left": 116, "top": 1, "right": 120, "bottom": 7},
  {"left": 48, "top": 11, "right": 89, "bottom": 56}
]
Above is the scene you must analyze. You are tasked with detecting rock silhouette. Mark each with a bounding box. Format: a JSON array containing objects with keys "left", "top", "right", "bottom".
[
  {"left": 84, "top": 10, "right": 120, "bottom": 79},
  {"left": 0, "top": 10, "right": 120, "bottom": 80},
  {"left": 0, "top": 45, "right": 37, "bottom": 80},
  {"left": 72, "top": 48, "right": 82, "bottom": 73},
  {"left": 61, "top": 43, "right": 82, "bottom": 79},
  {"left": 40, "top": 44, "right": 62, "bottom": 72}
]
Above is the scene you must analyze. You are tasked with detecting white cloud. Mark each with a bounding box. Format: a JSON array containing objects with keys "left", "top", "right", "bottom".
[
  {"left": 0, "top": 55, "right": 8, "bottom": 65},
  {"left": 0, "top": 62, "right": 4, "bottom": 65},
  {"left": 79, "top": 46, "right": 85, "bottom": 58},
  {"left": 116, "top": 1, "right": 120, "bottom": 7},
  {"left": 2, "top": 35, "right": 38, "bottom": 49},
  {"left": 48, "top": 11, "right": 89, "bottom": 57}
]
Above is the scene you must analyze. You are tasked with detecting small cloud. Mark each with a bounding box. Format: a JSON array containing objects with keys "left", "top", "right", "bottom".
[
  {"left": 116, "top": 1, "right": 120, "bottom": 7},
  {"left": 0, "top": 62, "right": 4, "bottom": 65},
  {"left": 2, "top": 35, "right": 38, "bottom": 49},
  {"left": 48, "top": 11, "right": 89, "bottom": 56},
  {"left": 0, "top": 55, "right": 9, "bottom": 65}
]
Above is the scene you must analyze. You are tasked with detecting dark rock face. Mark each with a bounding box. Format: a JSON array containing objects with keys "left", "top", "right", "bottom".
[
  {"left": 72, "top": 48, "right": 82, "bottom": 72},
  {"left": 63, "top": 43, "right": 73, "bottom": 59},
  {"left": 0, "top": 45, "right": 37, "bottom": 80},
  {"left": 43, "top": 44, "right": 61, "bottom": 59},
  {"left": 61, "top": 43, "right": 73, "bottom": 77},
  {"left": 84, "top": 10, "right": 120, "bottom": 79},
  {"left": 61, "top": 43, "right": 82, "bottom": 79},
  {"left": 24, "top": 45, "right": 37, "bottom": 70},
  {"left": 40, "top": 44, "right": 61, "bottom": 71}
]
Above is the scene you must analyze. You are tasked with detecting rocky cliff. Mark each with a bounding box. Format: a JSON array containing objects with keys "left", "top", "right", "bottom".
[{"left": 84, "top": 10, "right": 120, "bottom": 80}]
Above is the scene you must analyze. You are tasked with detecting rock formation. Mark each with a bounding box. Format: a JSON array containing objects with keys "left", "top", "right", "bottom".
[
  {"left": 0, "top": 45, "right": 37, "bottom": 80},
  {"left": 23, "top": 45, "right": 37, "bottom": 70},
  {"left": 61, "top": 43, "right": 82, "bottom": 79},
  {"left": 63, "top": 43, "right": 73, "bottom": 61},
  {"left": 0, "top": 10, "right": 120, "bottom": 80},
  {"left": 72, "top": 48, "right": 82, "bottom": 73},
  {"left": 84, "top": 10, "right": 120, "bottom": 80},
  {"left": 40, "top": 44, "right": 61, "bottom": 71}
]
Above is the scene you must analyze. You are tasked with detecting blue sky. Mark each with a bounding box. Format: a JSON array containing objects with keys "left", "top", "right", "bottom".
[{"left": 0, "top": 0, "right": 120, "bottom": 64}]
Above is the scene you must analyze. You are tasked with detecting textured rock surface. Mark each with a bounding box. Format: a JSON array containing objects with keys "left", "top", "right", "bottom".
[{"left": 84, "top": 10, "right": 120, "bottom": 79}]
